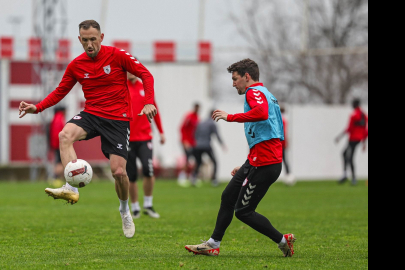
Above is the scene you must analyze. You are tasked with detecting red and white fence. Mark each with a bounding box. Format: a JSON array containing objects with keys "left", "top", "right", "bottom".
[{"left": 0, "top": 37, "right": 212, "bottom": 63}]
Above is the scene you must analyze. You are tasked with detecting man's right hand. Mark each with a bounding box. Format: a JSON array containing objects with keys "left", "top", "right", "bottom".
[
  {"left": 19, "top": 101, "right": 37, "bottom": 118},
  {"left": 231, "top": 166, "right": 241, "bottom": 177}
]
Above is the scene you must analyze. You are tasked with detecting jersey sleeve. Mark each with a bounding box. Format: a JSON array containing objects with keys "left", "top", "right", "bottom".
[
  {"left": 115, "top": 49, "right": 154, "bottom": 105},
  {"left": 227, "top": 91, "right": 269, "bottom": 123},
  {"left": 153, "top": 99, "right": 164, "bottom": 134},
  {"left": 35, "top": 61, "right": 77, "bottom": 113}
]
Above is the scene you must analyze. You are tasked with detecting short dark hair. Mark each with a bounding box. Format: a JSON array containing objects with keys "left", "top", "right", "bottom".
[
  {"left": 227, "top": 59, "right": 260, "bottom": 81},
  {"left": 79, "top": 20, "right": 101, "bottom": 32},
  {"left": 352, "top": 98, "right": 361, "bottom": 108}
]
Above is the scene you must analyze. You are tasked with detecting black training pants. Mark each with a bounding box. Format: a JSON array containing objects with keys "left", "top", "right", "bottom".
[
  {"left": 282, "top": 148, "right": 290, "bottom": 175},
  {"left": 343, "top": 141, "right": 361, "bottom": 179},
  {"left": 211, "top": 160, "right": 283, "bottom": 244},
  {"left": 193, "top": 147, "right": 217, "bottom": 181}
]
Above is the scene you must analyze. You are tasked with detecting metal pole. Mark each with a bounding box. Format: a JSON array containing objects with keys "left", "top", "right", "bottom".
[
  {"left": 198, "top": 0, "right": 206, "bottom": 40},
  {"left": 301, "top": 0, "right": 309, "bottom": 53},
  {"left": 100, "top": 0, "right": 109, "bottom": 31}
]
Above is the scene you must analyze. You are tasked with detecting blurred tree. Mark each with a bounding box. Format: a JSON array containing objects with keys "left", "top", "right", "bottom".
[{"left": 229, "top": 0, "right": 368, "bottom": 104}]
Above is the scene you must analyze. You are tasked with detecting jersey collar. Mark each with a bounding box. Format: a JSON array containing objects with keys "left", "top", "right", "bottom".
[{"left": 246, "top": 82, "right": 264, "bottom": 90}]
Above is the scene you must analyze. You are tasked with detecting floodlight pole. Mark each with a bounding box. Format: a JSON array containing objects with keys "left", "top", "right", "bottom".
[
  {"left": 31, "top": 0, "right": 68, "bottom": 181},
  {"left": 301, "top": 0, "right": 309, "bottom": 53},
  {"left": 198, "top": 0, "right": 206, "bottom": 40}
]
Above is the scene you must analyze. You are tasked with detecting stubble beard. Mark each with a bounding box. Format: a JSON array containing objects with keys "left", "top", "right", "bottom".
[{"left": 86, "top": 48, "right": 98, "bottom": 58}]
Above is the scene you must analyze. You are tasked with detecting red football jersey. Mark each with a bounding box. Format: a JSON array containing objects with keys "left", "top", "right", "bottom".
[
  {"left": 180, "top": 112, "right": 199, "bottom": 146},
  {"left": 346, "top": 108, "right": 368, "bottom": 142},
  {"left": 128, "top": 79, "right": 163, "bottom": 141},
  {"left": 49, "top": 111, "right": 65, "bottom": 150},
  {"left": 35, "top": 45, "right": 154, "bottom": 121},
  {"left": 227, "top": 83, "right": 283, "bottom": 167}
]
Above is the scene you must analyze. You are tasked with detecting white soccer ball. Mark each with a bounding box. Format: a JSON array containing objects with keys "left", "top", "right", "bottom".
[{"left": 64, "top": 159, "right": 93, "bottom": 188}]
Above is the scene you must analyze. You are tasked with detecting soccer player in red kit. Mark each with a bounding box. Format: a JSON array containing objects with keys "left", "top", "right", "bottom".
[
  {"left": 185, "top": 59, "right": 296, "bottom": 257},
  {"left": 335, "top": 98, "right": 368, "bottom": 185},
  {"left": 49, "top": 106, "right": 66, "bottom": 180},
  {"left": 280, "top": 105, "right": 295, "bottom": 186},
  {"left": 177, "top": 103, "right": 200, "bottom": 186},
  {"left": 18, "top": 20, "right": 157, "bottom": 239},
  {"left": 126, "top": 72, "right": 165, "bottom": 219}
]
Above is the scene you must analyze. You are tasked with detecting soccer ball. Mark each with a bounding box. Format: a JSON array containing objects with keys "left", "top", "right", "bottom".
[{"left": 64, "top": 159, "right": 93, "bottom": 188}]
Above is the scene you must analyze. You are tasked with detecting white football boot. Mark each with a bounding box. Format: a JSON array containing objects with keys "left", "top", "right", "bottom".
[
  {"left": 185, "top": 241, "right": 220, "bottom": 256},
  {"left": 45, "top": 185, "right": 79, "bottom": 205},
  {"left": 143, "top": 207, "right": 160, "bottom": 218},
  {"left": 121, "top": 211, "right": 135, "bottom": 238}
]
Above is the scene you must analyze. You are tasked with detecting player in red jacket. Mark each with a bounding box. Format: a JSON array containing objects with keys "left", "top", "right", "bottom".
[
  {"left": 49, "top": 106, "right": 66, "bottom": 180},
  {"left": 280, "top": 105, "right": 295, "bottom": 186},
  {"left": 126, "top": 72, "right": 165, "bottom": 219},
  {"left": 18, "top": 20, "right": 157, "bottom": 239},
  {"left": 335, "top": 98, "right": 368, "bottom": 185},
  {"left": 177, "top": 103, "right": 200, "bottom": 187}
]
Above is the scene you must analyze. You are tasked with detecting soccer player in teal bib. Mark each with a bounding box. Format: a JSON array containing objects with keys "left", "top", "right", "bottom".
[{"left": 185, "top": 59, "right": 296, "bottom": 257}]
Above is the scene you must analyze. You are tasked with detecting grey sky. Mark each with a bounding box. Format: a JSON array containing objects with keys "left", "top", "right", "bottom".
[{"left": 0, "top": 0, "right": 249, "bottom": 47}]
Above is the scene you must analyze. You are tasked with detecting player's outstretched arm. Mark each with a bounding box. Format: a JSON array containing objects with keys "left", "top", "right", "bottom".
[
  {"left": 212, "top": 110, "right": 229, "bottom": 122},
  {"left": 19, "top": 101, "right": 37, "bottom": 118},
  {"left": 138, "top": 104, "right": 157, "bottom": 123},
  {"left": 335, "top": 131, "right": 346, "bottom": 143}
]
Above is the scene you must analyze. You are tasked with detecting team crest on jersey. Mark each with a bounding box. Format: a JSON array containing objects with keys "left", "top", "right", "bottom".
[
  {"left": 243, "top": 178, "right": 248, "bottom": 186},
  {"left": 103, "top": 65, "right": 111, "bottom": 74}
]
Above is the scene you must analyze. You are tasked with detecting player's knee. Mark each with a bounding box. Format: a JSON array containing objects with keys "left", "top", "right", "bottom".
[
  {"left": 112, "top": 166, "right": 127, "bottom": 180},
  {"left": 235, "top": 210, "right": 251, "bottom": 222},
  {"left": 220, "top": 189, "right": 233, "bottom": 205},
  {"left": 59, "top": 130, "right": 74, "bottom": 145}
]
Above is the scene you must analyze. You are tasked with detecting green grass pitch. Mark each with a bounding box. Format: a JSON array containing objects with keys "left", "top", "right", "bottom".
[{"left": 0, "top": 179, "right": 368, "bottom": 269}]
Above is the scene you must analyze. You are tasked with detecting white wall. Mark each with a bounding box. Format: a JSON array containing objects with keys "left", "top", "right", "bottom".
[
  {"left": 0, "top": 59, "right": 368, "bottom": 181},
  {"left": 151, "top": 100, "right": 369, "bottom": 181}
]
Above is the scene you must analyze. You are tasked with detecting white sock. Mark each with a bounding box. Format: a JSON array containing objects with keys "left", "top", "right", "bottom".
[
  {"left": 279, "top": 236, "right": 287, "bottom": 246},
  {"left": 144, "top": 196, "right": 153, "bottom": 208},
  {"left": 119, "top": 199, "right": 129, "bottom": 213},
  {"left": 131, "top": 202, "right": 140, "bottom": 212},
  {"left": 65, "top": 183, "right": 78, "bottom": 193},
  {"left": 207, "top": 238, "right": 220, "bottom": 248},
  {"left": 178, "top": 171, "right": 186, "bottom": 181}
]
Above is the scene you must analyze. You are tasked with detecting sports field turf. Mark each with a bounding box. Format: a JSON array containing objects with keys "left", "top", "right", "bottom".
[{"left": 0, "top": 179, "right": 368, "bottom": 269}]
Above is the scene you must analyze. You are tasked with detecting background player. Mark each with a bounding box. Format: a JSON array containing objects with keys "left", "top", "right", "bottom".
[
  {"left": 49, "top": 106, "right": 66, "bottom": 182},
  {"left": 280, "top": 105, "right": 295, "bottom": 186},
  {"left": 185, "top": 59, "right": 296, "bottom": 257},
  {"left": 18, "top": 20, "right": 157, "bottom": 239},
  {"left": 192, "top": 110, "right": 226, "bottom": 187},
  {"left": 126, "top": 72, "right": 165, "bottom": 219},
  {"left": 177, "top": 103, "right": 200, "bottom": 187},
  {"left": 335, "top": 98, "right": 368, "bottom": 185}
]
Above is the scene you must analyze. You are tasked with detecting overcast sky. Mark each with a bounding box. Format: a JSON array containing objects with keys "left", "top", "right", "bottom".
[{"left": 0, "top": 0, "right": 251, "bottom": 47}]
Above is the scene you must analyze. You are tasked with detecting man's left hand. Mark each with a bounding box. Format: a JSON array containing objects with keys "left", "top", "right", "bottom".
[
  {"left": 160, "top": 134, "right": 166, "bottom": 145},
  {"left": 138, "top": 104, "right": 157, "bottom": 123},
  {"left": 212, "top": 110, "right": 228, "bottom": 122}
]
